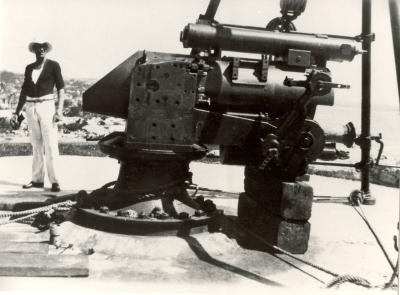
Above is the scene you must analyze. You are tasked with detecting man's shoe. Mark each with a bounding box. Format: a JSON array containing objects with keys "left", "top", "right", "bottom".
[
  {"left": 22, "top": 181, "right": 44, "bottom": 189},
  {"left": 51, "top": 183, "right": 61, "bottom": 192}
]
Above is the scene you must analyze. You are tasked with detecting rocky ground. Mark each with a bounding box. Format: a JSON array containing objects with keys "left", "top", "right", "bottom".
[{"left": 0, "top": 110, "right": 125, "bottom": 142}]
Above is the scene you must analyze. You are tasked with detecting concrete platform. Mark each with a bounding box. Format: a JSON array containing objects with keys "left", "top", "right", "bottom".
[{"left": 0, "top": 156, "right": 398, "bottom": 294}]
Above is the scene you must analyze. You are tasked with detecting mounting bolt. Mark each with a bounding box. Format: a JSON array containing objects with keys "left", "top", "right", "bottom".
[
  {"left": 203, "top": 199, "right": 217, "bottom": 213},
  {"left": 178, "top": 212, "right": 190, "bottom": 220},
  {"left": 99, "top": 206, "right": 110, "bottom": 214},
  {"left": 49, "top": 223, "right": 61, "bottom": 247}
]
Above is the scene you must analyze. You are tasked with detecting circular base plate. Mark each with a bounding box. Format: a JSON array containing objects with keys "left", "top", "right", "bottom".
[{"left": 73, "top": 208, "right": 214, "bottom": 236}]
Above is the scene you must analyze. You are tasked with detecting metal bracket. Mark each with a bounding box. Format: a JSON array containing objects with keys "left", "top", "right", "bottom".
[
  {"left": 370, "top": 133, "right": 384, "bottom": 165},
  {"left": 355, "top": 33, "right": 376, "bottom": 43},
  {"left": 260, "top": 54, "right": 269, "bottom": 82},
  {"left": 355, "top": 133, "right": 384, "bottom": 166},
  {"left": 288, "top": 49, "right": 311, "bottom": 67},
  {"left": 232, "top": 57, "right": 240, "bottom": 80}
]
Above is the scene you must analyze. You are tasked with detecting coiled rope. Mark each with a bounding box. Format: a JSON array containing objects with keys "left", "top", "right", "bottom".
[{"left": 326, "top": 275, "right": 372, "bottom": 288}]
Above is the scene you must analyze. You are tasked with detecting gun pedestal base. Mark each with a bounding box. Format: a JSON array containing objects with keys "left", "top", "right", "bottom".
[
  {"left": 73, "top": 134, "right": 221, "bottom": 235},
  {"left": 73, "top": 184, "right": 223, "bottom": 236}
]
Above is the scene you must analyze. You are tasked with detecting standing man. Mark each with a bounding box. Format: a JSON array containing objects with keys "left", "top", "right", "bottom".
[{"left": 11, "top": 42, "right": 65, "bottom": 192}]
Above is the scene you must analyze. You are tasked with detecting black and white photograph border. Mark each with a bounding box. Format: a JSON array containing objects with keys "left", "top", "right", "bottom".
[{"left": 0, "top": 0, "right": 399, "bottom": 294}]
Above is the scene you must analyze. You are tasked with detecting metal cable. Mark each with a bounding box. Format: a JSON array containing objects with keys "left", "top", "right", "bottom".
[
  {"left": 229, "top": 217, "right": 339, "bottom": 278},
  {"left": 232, "top": 192, "right": 396, "bottom": 289},
  {"left": 353, "top": 204, "right": 396, "bottom": 272},
  {"left": 228, "top": 216, "right": 377, "bottom": 289},
  {"left": 384, "top": 260, "right": 399, "bottom": 289}
]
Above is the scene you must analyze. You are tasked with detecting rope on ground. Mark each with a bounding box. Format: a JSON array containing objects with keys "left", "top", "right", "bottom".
[
  {"left": 0, "top": 200, "right": 76, "bottom": 226},
  {"left": 0, "top": 211, "right": 40, "bottom": 225},
  {"left": 326, "top": 275, "right": 372, "bottom": 288},
  {"left": 0, "top": 200, "right": 76, "bottom": 218}
]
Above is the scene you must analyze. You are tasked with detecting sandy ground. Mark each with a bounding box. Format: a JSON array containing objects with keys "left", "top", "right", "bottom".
[{"left": 0, "top": 156, "right": 398, "bottom": 294}]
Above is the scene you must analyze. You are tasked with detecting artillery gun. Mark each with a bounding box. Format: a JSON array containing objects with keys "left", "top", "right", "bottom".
[{"left": 79, "top": 0, "right": 366, "bottom": 253}]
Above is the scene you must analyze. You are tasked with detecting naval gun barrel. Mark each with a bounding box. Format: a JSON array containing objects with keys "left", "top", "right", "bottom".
[{"left": 181, "top": 23, "right": 362, "bottom": 62}]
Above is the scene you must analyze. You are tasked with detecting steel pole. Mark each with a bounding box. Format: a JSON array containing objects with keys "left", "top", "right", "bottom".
[
  {"left": 202, "top": 0, "right": 221, "bottom": 21},
  {"left": 360, "top": 0, "right": 374, "bottom": 203},
  {"left": 389, "top": 0, "right": 400, "bottom": 105}
]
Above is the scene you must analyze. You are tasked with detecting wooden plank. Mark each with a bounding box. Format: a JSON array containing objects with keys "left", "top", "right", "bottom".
[
  {"left": 0, "top": 223, "right": 39, "bottom": 233},
  {"left": 0, "top": 241, "right": 49, "bottom": 254},
  {"left": 0, "top": 231, "right": 47, "bottom": 242},
  {"left": 0, "top": 254, "right": 89, "bottom": 277}
]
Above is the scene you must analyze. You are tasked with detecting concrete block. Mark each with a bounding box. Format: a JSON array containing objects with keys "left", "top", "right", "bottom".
[
  {"left": 244, "top": 166, "right": 313, "bottom": 220},
  {"left": 238, "top": 193, "right": 310, "bottom": 254},
  {"left": 280, "top": 182, "right": 313, "bottom": 220}
]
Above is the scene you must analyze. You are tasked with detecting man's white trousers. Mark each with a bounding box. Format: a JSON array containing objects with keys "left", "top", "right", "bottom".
[{"left": 25, "top": 99, "right": 59, "bottom": 184}]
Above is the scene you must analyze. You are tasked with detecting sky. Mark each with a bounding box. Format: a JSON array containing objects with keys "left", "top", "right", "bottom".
[{"left": 0, "top": 0, "right": 399, "bottom": 109}]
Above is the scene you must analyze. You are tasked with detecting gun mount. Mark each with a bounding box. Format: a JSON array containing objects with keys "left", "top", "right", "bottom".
[{"left": 80, "top": 0, "right": 364, "bottom": 253}]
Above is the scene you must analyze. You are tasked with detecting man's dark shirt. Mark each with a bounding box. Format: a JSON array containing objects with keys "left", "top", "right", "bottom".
[{"left": 22, "top": 59, "right": 65, "bottom": 98}]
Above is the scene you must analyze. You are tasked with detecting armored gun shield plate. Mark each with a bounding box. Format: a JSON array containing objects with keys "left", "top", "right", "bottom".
[{"left": 126, "top": 53, "right": 198, "bottom": 150}]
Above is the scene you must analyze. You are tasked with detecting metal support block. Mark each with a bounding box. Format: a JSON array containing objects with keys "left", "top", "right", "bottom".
[{"left": 238, "top": 193, "right": 310, "bottom": 254}]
